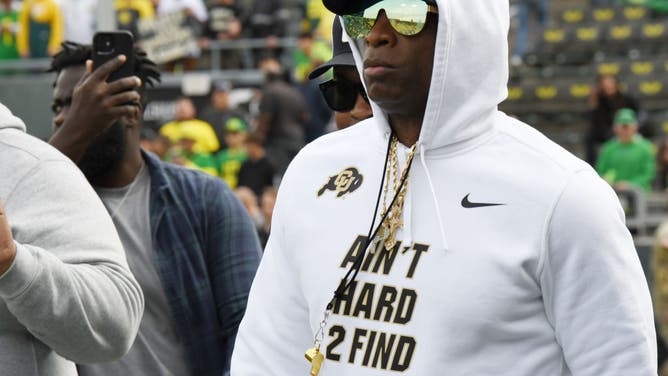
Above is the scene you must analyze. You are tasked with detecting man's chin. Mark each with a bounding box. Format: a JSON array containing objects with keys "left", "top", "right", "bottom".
[{"left": 77, "top": 124, "right": 127, "bottom": 182}]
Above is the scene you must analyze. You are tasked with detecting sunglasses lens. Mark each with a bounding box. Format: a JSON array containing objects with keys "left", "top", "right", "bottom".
[
  {"left": 342, "top": 14, "right": 375, "bottom": 40},
  {"left": 343, "top": 0, "right": 430, "bottom": 39},
  {"left": 321, "top": 81, "right": 357, "bottom": 112}
]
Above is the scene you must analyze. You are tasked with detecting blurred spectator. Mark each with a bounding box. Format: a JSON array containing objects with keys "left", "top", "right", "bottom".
[
  {"left": 216, "top": 117, "right": 248, "bottom": 188},
  {"left": 157, "top": 0, "right": 208, "bottom": 71},
  {"left": 511, "top": 0, "right": 550, "bottom": 66},
  {"left": 165, "top": 128, "right": 219, "bottom": 176},
  {"left": 160, "top": 96, "right": 220, "bottom": 153},
  {"left": 157, "top": 0, "right": 207, "bottom": 22},
  {"left": 596, "top": 108, "right": 655, "bottom": 192},
  {"left": 308, "top": 16, "right": 372, "bottom": 130},
  {"left": 305, "top": 0, "right": 335, "bottom": 42},
  {"left": 258, "top": 185, "right": 277, "bottom": 248},
  {"left": 60, "top": 0, "right": 97, "bottom": 44},
  {"left": 234, "top": 186, "right": 264, "bottom": 232},
  {"left": 246, "top": 0, "right": 284, "bottom": 61},
  {"left": 0, "top": 0, "right": 19, "bottom": 59},
  {"left": 200, "top": 79, "right": 248, "bottom": 146},
  {"left": 17, "top": 0, "right": 63, "bottom": 58},
  {"left": 294, "top": 29, "right": 333, "bottom": 142},
  {"left": 587, "top": 74, "right": 639, "bottom": 165},
  {"left": 294, "top": 30, "right": 331, "bottom": 82},
  {"left": 201, "top": 0, "right": 243, "bottom": 69},
  {"left": 114, "top": 0, "right": 155, "bottom": 40},
  {"left": 238, "top": 132, "right": 275, "bottom": 198},
  {"left": 656, "top": 137, "right": 668, "bottom": 190},
  {"left": 140, "top": 127, "right": 171, "bottom": 160},
  {"left": 255, "top": 56, "right": 309, "bottom": 175}
]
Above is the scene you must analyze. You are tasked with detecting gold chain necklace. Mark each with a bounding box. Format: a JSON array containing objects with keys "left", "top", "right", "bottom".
[
  {"left": 377, "top": 135, "right": 417, "bottom": 251},
  {"left": 305, "top": 134, "right": 417, "bottom": 376}
]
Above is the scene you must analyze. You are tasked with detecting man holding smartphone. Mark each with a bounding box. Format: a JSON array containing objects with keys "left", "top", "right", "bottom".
[{"left": 48, "top": 40, "right": 262, "bottom": 376}]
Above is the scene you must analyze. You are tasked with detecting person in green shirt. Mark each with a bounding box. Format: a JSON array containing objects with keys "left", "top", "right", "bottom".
[
  {"left": 596, "top": 108, "right": 656, "bottom": 192},
  {"left": 165, "top": 126, "right": 219, "bottom": 177},
  {"left": 0, "top": 0, "right": 19, "bottom": 59},
  {"left": 216, "top": 117, "right": 248, "bottom": 188},
  {"left": 294, "top": 29, "right": 332, "bottom": 83}
]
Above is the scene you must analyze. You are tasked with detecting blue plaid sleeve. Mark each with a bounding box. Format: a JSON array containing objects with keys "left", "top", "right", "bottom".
[{"left": 202, "top": 178, "right": 262, "bottom": 373}]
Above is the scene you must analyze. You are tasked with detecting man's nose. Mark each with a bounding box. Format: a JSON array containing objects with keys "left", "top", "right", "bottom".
[{"left": 365, "top": 11, "right": 396, "bottom": 48}]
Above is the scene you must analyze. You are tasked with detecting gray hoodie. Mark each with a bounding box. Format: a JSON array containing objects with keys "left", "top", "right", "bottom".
[{"left": 0, "top": 103, "right": 144, "bottom": 375}]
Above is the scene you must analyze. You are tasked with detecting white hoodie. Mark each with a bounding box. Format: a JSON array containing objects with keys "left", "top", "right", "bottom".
[{"left": 232, "top": 1, "right": 656, "bottom": 375}]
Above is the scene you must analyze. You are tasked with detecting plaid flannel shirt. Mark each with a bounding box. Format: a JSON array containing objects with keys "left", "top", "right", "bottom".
[{"left": 144, "top": 151, "right": 262, "bottom": 376}]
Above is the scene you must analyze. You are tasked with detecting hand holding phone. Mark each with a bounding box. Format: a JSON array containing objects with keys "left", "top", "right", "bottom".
[
  {"left": 93, "top": 31, "right": 135, "bottom": 82},
  {"left": 49, "top": 32, "right": 143, "bottom": 163}
]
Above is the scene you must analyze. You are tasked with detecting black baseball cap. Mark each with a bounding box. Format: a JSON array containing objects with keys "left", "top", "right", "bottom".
[
  {"left": 308, "top": 17, "right": 356, "bottom": 80},
  {"left": 323, "top": 0, "right": 437, "bottom": 15}
]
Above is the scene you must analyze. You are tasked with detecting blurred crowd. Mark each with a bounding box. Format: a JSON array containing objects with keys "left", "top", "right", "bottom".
[
  {"left": 0, "top": 0, "right": 336, "bottom": 72},
  {"left": 0, "top": 0, "right": 337, "bottom": 244}
]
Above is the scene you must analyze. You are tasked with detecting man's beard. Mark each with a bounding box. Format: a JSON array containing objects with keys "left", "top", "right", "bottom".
[{"left": 78, "top": 122, "right": 127, "bottom": 182}]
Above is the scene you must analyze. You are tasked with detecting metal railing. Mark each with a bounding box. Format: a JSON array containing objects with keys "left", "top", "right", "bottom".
[{"left": 0, "top": 37, "right": 299, "bottom": 87}]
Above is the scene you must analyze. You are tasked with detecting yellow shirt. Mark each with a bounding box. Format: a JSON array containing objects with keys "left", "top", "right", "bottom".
[
  {"left": 114, "top": 0, "right": 155, "bottom": 25},
  {"left": 160, "top": 119, "right": 221, "bottom": 154},
  {"left": 306, "top": 0, "right": 335, "bottom": 42},
  {"left": 17, "top": 0, "right": 63, "bottom": 56}
]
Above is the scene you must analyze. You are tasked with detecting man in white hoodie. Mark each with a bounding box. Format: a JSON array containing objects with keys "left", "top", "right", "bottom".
[
  {"left": 0, "top": 102, "right": 144, "bottom": 375},
  {"left": 232, "top": 0, "right": 657, "bottom": 375}
]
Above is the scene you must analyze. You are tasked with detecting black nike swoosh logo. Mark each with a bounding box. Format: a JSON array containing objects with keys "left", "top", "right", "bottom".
[{"left": 461, "top": 194, "right": 505, "bottom": 208}]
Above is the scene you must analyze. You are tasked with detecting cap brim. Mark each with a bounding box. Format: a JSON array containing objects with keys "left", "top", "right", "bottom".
[
  {"left": 308, "top": 53, "right": 357, "bottom": 80},
  {"left": 323, "top": 0, "right": 377, "bottom": 14},
  {"left": 324, "top": 0, "right": 436, "bottom": 15}
]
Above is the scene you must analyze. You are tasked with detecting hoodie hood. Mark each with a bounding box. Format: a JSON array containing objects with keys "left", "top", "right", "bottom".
[
  {"left": 343, "top": 0, "right": 509, "bottom": 151},
  {"left": 0, "top": 102, "right": 26, "bottom": 133},
  {"left": 339, "top": 0, "right": 510, "bottom": 251}
]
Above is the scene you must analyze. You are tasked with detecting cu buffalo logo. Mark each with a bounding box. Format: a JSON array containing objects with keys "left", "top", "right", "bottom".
[{"left": 318, "top": 167, "right": 363, "bottom": 198}]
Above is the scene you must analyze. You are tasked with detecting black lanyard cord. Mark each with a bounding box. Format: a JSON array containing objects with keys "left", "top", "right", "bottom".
[{"left": 326, "top": 132, "right": 415, "bottom": 311}]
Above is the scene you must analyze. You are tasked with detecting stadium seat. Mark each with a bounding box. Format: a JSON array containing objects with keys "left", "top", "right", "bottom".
[
  {"left": 561, "top": 8, "right": 587, "bottom": 25},
  {"left": 592, "top": 7, "right": 618, "bottom": 24},
  {"left": 621, "top": 6, "right": 650, "bottom": 22},
  {"left": 627, "top": 75, "right": 668, "bottom": 100},
  {"left": 628, "top": 59, "right": 665, "bottom": 78},
  {"left": 596, "top": 60, "right": 629, "bottom": 76}
]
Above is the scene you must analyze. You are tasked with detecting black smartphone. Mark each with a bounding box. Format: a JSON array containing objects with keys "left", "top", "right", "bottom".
[{"left": 92, "top": 31, "right": 134, "bottom": 82}]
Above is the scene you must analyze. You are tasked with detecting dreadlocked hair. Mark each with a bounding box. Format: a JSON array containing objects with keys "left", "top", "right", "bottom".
[{"left": 48, "top": 40, "right": 162, "bottom": 89}]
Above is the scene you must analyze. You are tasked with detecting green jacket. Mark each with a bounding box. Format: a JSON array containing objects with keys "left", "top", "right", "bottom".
[
  {"left": 622, "top": 0, "right": 668, "bottom": 12},
  {"left": 596, "top": 135, "right": 656, "bottom": 191}
]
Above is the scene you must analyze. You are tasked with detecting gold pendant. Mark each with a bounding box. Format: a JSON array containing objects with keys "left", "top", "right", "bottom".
[
  {"left": 384, "top": 213, "right": 403, "bottom": 250},
  {"left": 305, "top": 347, "right": 324, "bottom": 375}
]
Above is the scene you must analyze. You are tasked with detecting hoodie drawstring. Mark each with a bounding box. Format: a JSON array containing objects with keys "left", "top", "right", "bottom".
[
  {"left": 418, "top": 144, "right": 449, "bottom": 251},
  {"left": 402, "top": 178, "right": 413, "bottom": 246}
]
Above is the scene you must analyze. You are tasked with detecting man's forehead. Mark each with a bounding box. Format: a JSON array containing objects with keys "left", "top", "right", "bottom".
[{"left": 54, "top": 65, "right": 86, "bottom": 96}]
